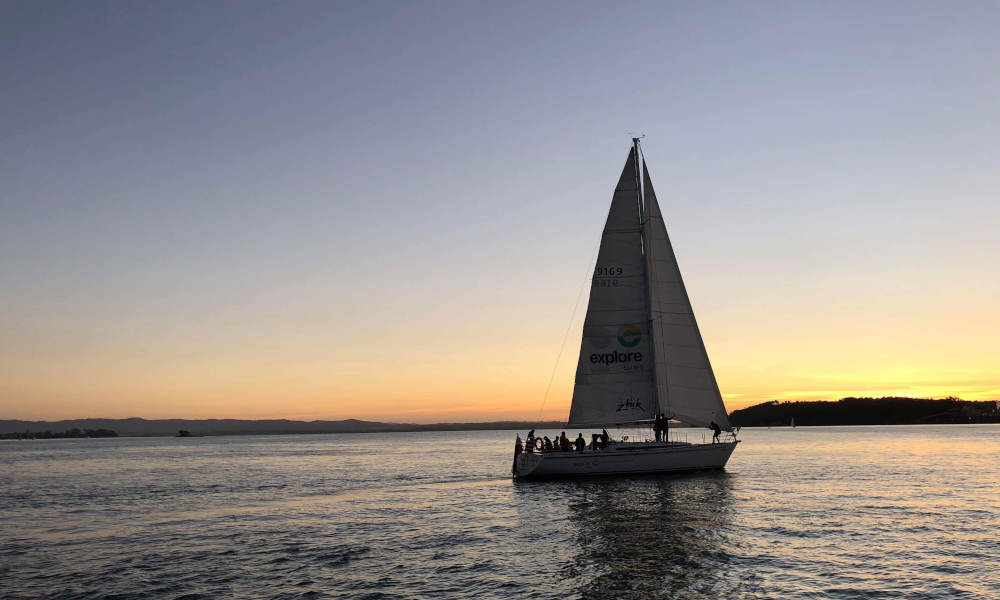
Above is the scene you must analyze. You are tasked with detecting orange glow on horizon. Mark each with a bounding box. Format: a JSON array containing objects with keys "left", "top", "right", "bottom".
[
  {"left": 3, "top": 209, "right": 998, "bottom": 424},
  {"left": 3, "top": 351, "right": 997, "bottom": 423}
]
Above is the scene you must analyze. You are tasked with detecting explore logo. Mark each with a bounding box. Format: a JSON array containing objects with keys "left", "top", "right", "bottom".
[
  {"left": 589, "top": 350, "right": 642, "bottom": 365},
  {"left": 588, "top": 324, "right": 644, "bottom": 366},
  {"left": 617, "top": 324, "right": 641, "bottom": 348}
]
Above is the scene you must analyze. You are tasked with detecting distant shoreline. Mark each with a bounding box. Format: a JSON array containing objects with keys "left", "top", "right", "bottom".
[
  {"left": 4, "top": 397, "right": 998, "bottom": 438},
  {"left": 3, "top": 421, "right": 1000, "bottom": 441},
  {"left": 729, "top": 397, "right": 999, "bottom": 427},
  {"left": 0, "top": 418, "right": 567, "bottom": 438}
]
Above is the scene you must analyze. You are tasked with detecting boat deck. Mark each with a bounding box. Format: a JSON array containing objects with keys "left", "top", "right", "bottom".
[{"left": 515, "top": 439, "right": 739, "bottom": 478}]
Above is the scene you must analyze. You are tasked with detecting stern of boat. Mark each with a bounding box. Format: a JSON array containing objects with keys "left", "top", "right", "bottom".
[{"left": 514, "top": 452, "right": 544, "bottom": 478}]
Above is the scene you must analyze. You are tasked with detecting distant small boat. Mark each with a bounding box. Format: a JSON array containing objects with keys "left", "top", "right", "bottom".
[
  {"left": 790, "top": 417, "right": 796, "bottom": 428},
  {"left": 514, "top": 139, "right": 738, "bottom": 478}
]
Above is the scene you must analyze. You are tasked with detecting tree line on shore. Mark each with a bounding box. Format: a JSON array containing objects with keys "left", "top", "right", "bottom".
[
  {"left": 729, "top": 397, "right": 1000, "bottom": 427},
  {"left": 1, "top": 427, "right": 118, "bottom": 440}
]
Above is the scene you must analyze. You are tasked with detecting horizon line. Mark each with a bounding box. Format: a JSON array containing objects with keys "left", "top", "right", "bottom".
[{"left": 4, "top": 396, "right": 995, "bottom": 424}]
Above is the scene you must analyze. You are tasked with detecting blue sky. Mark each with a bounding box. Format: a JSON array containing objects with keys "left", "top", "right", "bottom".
[{"left": 2, "top": 2, "right": 998, "bottom": 420}]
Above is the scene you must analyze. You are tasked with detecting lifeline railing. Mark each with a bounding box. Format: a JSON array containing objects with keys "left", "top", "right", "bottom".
[{"left": 520, "top": 430, "right": 738, "bottom": 453}]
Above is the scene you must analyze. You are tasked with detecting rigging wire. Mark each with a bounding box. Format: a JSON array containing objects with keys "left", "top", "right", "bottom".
[{"left": 536, "top": 240, "right": 600, "bottom": 422}]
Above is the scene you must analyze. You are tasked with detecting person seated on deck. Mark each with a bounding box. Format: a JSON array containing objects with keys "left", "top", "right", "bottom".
[
  {"left": 591, "top": 433, "right": 602, "bottom": 450},
  {"left": 525, "top": 430, "right": 536, "bottom": 453},
  {"left": 574, "top": 433, "right": 585, "bottom": 452},
  {"left": 542, "top": 436, "right": 553, "bottom": 451},
  {"left": 559, "top": 432, "right": 570, "bottom": 452}
]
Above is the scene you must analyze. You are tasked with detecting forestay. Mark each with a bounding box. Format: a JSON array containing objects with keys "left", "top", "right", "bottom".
[{"left": 568, "top": 148, "right": 657, "bottom": 427}]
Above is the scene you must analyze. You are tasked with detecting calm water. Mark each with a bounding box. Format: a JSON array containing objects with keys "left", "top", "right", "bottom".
[{"left": 2, "top": 425, "right": 998, "bottom": 599}]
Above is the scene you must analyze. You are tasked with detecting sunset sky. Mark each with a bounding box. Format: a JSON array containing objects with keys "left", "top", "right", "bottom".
[{"left": 3, "top": 2, "right": 999, "bottom": 422}]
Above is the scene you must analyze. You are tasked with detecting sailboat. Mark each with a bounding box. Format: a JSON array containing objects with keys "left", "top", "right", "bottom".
[{"left": 514, "top": 139, "right": 738, "bottom": 478}]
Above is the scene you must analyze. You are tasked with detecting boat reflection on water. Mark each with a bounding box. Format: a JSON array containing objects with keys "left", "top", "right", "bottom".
[{"left": 517, "top": 471, "right": 741, "bottom": 599}]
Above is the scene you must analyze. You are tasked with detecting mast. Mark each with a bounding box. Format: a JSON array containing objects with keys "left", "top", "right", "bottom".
[{"left": 634, "top": 138, "right": 662, "bottom": 426}]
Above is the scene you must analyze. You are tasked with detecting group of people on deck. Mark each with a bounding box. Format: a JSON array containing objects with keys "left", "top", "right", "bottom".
[
  {"left": 655, "top": 414, "right": 723, "bottom": 443},
  {"left": 522, "top": 429, "right": 610, "bottom": 453},
  {"left": 517, "top": 420, "right": 723, "bottom": 457}
]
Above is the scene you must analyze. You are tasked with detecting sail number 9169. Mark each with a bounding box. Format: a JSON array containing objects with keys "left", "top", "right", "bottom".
[
  {"left": 594, "top": 266, "right": 623, "bottom": 277},
  {"left": 595, "top": 265, "right": 623, "bottom": 286}
]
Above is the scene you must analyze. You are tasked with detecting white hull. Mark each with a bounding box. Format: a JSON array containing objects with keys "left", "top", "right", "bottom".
[{"left": 514, "top": 441, "right": 738, "bottom": 479}]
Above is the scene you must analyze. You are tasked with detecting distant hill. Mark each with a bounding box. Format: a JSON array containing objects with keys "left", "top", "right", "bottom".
[
  {"left": 0, "top": 418, "right": 564, "bottom": 438},
  {"left": 729, "top": 397, "right": 1000, "bottom": 427},
  {"left": 7, "top": 397, "right": 997, "bottom": 437}
]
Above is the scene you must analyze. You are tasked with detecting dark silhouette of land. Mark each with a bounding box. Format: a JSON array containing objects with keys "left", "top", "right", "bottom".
[
  {"left": 0, "top": 418, "right": 564, "bottom": 438},
  {"left": 730, "top": 396, "right": 1000, "bottom": 427},
  {"left": 0, "top": 427, "right": 119, "bottom": 440},
  {"left": 4, "top": 397, "right": 998, "bottom": 438}
]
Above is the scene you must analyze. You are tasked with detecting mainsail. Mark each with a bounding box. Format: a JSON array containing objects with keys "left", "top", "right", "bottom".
[
  {"left": 642, "top": 161, "right": 732, "bottom": 430},
  {"left": 567, "top": 144, "right": 731, "bottom": 430},
  {"left": 568, "top": 148, "right": 657, "bottom": 426}
]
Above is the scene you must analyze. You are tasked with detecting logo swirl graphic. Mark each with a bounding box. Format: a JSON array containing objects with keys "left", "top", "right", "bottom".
[{"left": 617, "top": 324, "right": 641, "bottom": 348}]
